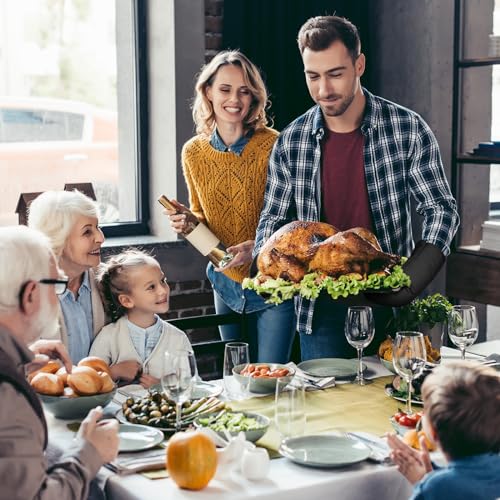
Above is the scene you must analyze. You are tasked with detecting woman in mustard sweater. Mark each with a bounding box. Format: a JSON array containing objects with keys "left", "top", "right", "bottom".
[{"left": 168, "top": 50, "right": 295, "bottom": 363}]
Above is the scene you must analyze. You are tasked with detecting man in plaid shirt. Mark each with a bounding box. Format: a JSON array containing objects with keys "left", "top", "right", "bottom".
[{"left": 253, "top": 16, "right": 459, "bottom": 360}]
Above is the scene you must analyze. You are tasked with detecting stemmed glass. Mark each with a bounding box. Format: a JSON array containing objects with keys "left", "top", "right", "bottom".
[
  {"left": 392, "top": 332, "right": 426, "bottom": 415},
  {"left": 161, "top": 349, "right": 197, "bottom": 431},
  {"left": 344, "top": 306, "right": 375, "bottom": 385},
  {"left": 447, "top": 305, "right": 479, "bottom": 360}
]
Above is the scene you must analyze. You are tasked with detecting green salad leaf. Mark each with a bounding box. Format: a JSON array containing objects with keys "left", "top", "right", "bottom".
[{"left": 242, "top": 261, "right": 411, "bottom": 305}]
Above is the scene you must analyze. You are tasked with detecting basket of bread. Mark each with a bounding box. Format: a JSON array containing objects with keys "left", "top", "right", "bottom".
[{"left": 29, "top": 356, "right": 116, "bottom": 419}]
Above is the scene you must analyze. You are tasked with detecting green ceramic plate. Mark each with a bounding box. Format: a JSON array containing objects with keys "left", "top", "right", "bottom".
[
  {"left": 279, "top": 434, "right": 370, "bottom": 468},
  {"left": 39, "top": 389, "right": 116, "bottom": 419},
  {"left": 118, "top": 423, "right": 164, "bottom": 452},
  {"left": 297, "top": 358, "right": 366, "bottom": 378}
]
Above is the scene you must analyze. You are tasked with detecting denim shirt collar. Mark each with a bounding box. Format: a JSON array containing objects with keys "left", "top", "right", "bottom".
[
  {"left": 60, "top": 270, "right": 90, "bottom": 300},
  {"left": 210, "top": 129, "right": 253, "bottom": 155}
]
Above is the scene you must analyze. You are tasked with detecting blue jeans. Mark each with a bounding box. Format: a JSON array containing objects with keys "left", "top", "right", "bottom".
[
  {"left": 299, "top": 293, "right": 393, "bottom": 361},
  {"left": 213, "top": 290, "right": 296, "bottom": 363}
]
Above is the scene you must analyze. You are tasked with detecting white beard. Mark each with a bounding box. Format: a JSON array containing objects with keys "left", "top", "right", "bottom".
[{"left": 30, "top": 289, "right": 60, "bottom": 341}]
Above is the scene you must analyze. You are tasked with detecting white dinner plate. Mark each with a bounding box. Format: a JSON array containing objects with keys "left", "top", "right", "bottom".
[
  {"left": 191, "top": 381, "right": 223, "bottom": 399},
  {"left": 297, "top": 358, "right": 366, "bottom": 378},
  {"left": 149, "top": 381, "right": 223, "bottom": 400},
  {"left": 118, "top": 423, "right": 164, "bottom": 452},
  {"left": 279, "top": 434, "right": 370, "bottom": 468}
]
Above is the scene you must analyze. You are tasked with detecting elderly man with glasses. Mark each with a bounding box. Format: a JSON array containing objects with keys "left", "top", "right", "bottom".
[{"left": 0, "top": 225, "right": 119, "bottom": 500}]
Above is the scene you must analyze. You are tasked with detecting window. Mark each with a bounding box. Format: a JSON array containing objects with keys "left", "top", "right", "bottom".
[{"left": 0, "top": 0, "right": 148, "bottom": 235}]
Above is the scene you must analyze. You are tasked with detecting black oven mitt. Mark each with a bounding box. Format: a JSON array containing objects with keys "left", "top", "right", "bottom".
[{"left": 365, "top": 240, "right": 445, "bottom": 307}]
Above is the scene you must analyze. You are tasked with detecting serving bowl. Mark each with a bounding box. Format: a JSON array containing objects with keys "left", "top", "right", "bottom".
[
  {"left": 194, "top": 411, "right": 270, "bottom": 443},
  {"left": 379, "top": 357, "right": 397, "bottom": 374},
  {"left": 232, "top": 363, "right": 295, "bottom": 395},
  {"left": 389, "top": 417, "right": 414, "bottom": 437},
  {"left": 39, "top": 389, "right": 116, "bottom": 419}
]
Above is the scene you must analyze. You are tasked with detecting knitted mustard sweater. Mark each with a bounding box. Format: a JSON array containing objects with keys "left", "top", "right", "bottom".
[{"left": 182, "top": 127, "right": 279, "bottom": 283}]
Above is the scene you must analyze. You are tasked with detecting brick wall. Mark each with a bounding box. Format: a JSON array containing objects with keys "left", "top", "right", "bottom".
[
  {"left": 205, "top": 0, "right": 224, "bottom": 61},
  {"left": 163, "top": 278, "right": 217, "bottom": 344}
]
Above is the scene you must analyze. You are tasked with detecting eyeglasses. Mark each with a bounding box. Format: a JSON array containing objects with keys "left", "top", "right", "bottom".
[
  {"left": 18, "top": 278, "right": 69, "bottom": 304},
  {"left": 38, "top": 278, "right": 69, "bottom": 296}
]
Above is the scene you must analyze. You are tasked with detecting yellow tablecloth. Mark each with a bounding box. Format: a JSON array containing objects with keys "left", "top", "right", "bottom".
[{"left": 230, "top": 376, "right": 401, "bottom": 452}]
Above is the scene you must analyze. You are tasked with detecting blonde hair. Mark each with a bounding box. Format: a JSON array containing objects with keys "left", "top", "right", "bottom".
[
  {"left": 422, "top": 361, "right": 500, "bottom": 459},
  {"left": 192, "top": 50, "right": 270, "bottom": 137},
  {"left": 0, "top": 226, "right": 53, "bottom": 313},
  {"left": 28, "top": 190, "right": 99, "bottom": 258},
  {"left": 96, "top": 248, "right": 159, "bottom": 321}
]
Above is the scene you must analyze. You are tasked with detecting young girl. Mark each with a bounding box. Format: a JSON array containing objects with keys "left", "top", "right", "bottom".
[{"left": 90, "top": 249, "right": 192, "bottom": 388}]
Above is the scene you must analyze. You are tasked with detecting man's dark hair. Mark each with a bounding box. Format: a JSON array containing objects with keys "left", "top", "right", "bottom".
[{"left": 297, "top": 15, "right": 361, "bottom": 63}]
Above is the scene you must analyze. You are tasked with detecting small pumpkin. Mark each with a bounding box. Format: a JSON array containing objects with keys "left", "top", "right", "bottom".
[{"left": 166, "top": 430, "right": 217, "bottom": 490}]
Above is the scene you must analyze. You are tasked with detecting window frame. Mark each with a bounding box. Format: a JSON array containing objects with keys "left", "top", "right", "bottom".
[{"left": 100, "top": 0, "right": 150, "bottom": 238}]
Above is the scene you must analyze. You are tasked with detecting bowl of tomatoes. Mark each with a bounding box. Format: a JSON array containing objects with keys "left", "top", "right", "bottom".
[
  {"left": 390, "top": 410, "right": 423, "bottom": 436},
  {"left": 233, "top": 363, "right": 295, "bottom": 394}
]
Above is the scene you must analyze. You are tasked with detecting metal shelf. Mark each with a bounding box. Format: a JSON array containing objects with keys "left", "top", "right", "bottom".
[
  {"left": 458, "top": 57, "right": 500, "bottom": 67},
  {"left": 456, "top": 155, "right": 500, "bottom": 165}
]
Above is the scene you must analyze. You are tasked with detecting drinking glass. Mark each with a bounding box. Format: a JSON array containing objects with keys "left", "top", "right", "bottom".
[
  {"left": 223, "top": 342, "right": 250, "bottom": 400},
  {"left": 392, "top": 331, "right": 426, "bottom": 415},
  {"left": 344, "top": 306, "right": 375, "bottom": 385},
  {"left": 447, "top": 305, "right": 479, "bottom": 360},
  {"left": 161, "top": 349, "right": 197, "bottom": 431},
  {"left": 275, "top": 378, "right": 306, "bottom": 441}
]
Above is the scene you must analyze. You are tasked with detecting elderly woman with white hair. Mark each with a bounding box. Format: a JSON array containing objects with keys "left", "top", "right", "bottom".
[{"left": 28, "top": 190, "right": 108, "bottom": 364}]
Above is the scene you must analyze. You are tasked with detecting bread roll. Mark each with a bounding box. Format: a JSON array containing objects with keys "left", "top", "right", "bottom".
[
  {"left": 78, "top": 356, "right": 112, "bottom": 376},
  {"left": 55, "top": 366, "right": 76, "bottom": 385},
  {"left": 27, "top": 359, "right": 62, "bottom": 382},
  {"left": 31, "top": 372, "right": 64, "bottom": 396},
  {"left": 63, "top": 386, "right": 78, "bottom": 398},
  {"left": 98, "top": 372, "right": 115, "bottom": 393},
  {"left": 67, "top": 366, "right": 103, "bottom": 396}
]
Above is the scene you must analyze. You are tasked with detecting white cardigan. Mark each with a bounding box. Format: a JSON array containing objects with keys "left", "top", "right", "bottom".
[{"left": 89, "top": 316, "right": 192, "bottom": 379}]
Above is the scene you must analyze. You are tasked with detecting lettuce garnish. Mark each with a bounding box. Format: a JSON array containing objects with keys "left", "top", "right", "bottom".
[{"left": 242, "top": 262, "right": 410, "bottom": 305}]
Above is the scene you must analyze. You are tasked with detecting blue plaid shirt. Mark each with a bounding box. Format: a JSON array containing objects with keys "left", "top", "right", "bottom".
[{"left": 254, "top": 88, "right": 459, "bottom": 335}]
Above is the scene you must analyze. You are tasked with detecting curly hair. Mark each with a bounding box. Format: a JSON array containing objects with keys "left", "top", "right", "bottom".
[
  {"left": 95, "top": 248, "right": 159, "bottom": 321},
  {"left": 192, "top": 50, "right": 271, "bottom": 137}
]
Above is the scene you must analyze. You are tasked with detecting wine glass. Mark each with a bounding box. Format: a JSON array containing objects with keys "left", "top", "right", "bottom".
[
  {"left": 223, "top": 342, "right": 250, "bottom": 400},
  {"left": 392, "top": 331, "right": 426, "bottom": 415},
  {"left": 275, "top": 378, "right": 306, "bottom": 442},
  {"left": 161, "top": 349, "right": 197, "bottom": 431},
  {"left": 447, "top": 305, "right": 479, "bottom": 360},
  {"left": 344, "top": 306, "right": 375, "bottom": 385}
]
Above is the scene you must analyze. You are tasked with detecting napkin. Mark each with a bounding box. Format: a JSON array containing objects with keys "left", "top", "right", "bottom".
[
  {"left": 286, "top": 362, "right": 336, "bottom": 391},
  {"left": 105, "top": 447, "right": 167, "bottom": 475}
]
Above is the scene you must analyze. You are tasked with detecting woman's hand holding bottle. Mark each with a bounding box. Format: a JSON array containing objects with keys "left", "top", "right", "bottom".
[{"left": 215, "top": 239, "right": 254, "bottom": 271}]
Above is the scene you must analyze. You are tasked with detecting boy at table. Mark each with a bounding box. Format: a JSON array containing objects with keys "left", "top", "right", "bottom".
[{"left": 388, "top": 361, "right": 500, "bottom": 500}]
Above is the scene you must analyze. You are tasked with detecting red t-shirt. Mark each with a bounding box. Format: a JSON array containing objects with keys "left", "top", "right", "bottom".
[{"left": 320, "top": 127, "right": 373, "bottom": 231}]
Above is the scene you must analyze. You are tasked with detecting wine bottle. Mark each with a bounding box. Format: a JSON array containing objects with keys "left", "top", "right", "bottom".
[{"left": 158, "top": 195, "right": 234, "bottom": 269}]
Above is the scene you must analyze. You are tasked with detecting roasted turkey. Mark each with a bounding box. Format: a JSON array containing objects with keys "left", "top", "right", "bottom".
[{"left": 257, "top": 221, "right": 400, "bottom": 282}]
